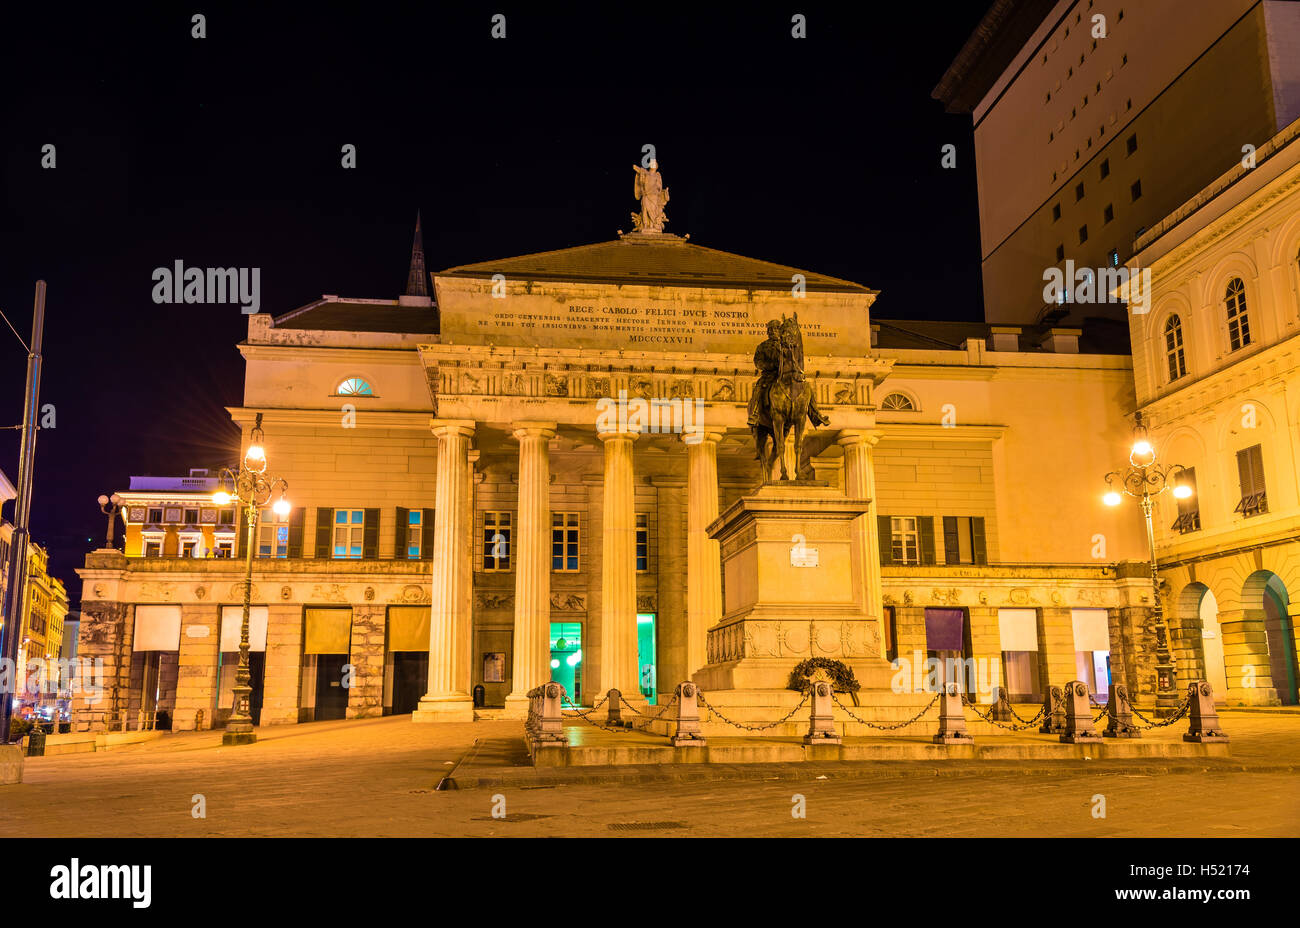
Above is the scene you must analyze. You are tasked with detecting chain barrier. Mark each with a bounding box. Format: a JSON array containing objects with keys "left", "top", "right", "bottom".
[
  {"left": 830, "top": 691, "right": 940, "bottom": 731},
  {"left": 965, "top": 699, "right": 1045, "bottom": 732},
  {"left": 697, "top": 691, "right": 809, "bottom": 732},
  {"left": 1007, "top": 703, "right": 1046, "bottom": 726},
  {"left": 619, "top": 692, "right": 679, "bottom": 731},
  {"left": 1128, "top": 693, "right": 1192, "bottom": 729}
]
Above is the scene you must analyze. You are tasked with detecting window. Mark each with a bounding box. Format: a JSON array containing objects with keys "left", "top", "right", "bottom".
[
  {"left": 890, "top": 517, "right": 920, "bottom": 565},
  {"left": 1078, "top": 225, "right": 1088, "bottom": 244},
  {"left": 147, "top": 508, "right": 163, "bottom": 524},
  {"left": 219, "top": 508, "right": 236, "bottom": 526},
  {"left": 1125, "top": 133, "right": 1137, "bottom": 155},
  {"left": 405, "top": 509, "right": 422, "bottom": 559},
  {"left": 215, "top": 540, "right": 234, "bottom": 559},
  {"left": 144, "top": 540, "right": 162, "bottom": 558},
  {"left": 942, "top": 516, "right": 987, "bottom": 565},
  {"left": 880, "top": 392, "right": 916, "bottom": 411},
  {"left": 1225, "top": 278, "right": 1251, "bottom": 351},
  {"left": 1052, "top": 203, "right": 1061, "bottom": 221},
  {"left": 483, "top": 512, "right": 511, "bottom": 571},
  {"left": 336, "top": 377, "right": 373, "bottom": 396},
  {"left": 635, "top": 513, "right": 649, "bottom": 571},
  {"left": 183, "top": 508, "right": 199, "bottom": 525},
  {"left": 1171, "top": 468, "right": 1200, "bottom": 534},
  {"left": 260, "top": 508, "right": 290, "bottom": 558},
  {"left": 332, "top": 509, "right": 364, "bottom": 558},
  {"left": 552, "top": 512, "right": 579, "bottom": 571},
  {"left": 181, "top": 540, "right": 197, "bottom": 558},
  {"left": 1164, "top": 315, "right": 1186, "bottom": 381},
  {"left": 1130, "top": 179, "right": 1142, "bottom": 201},
  {"left": 1234, "top": 445, "right": 1267, "bottom": 517},
  {"left": 1103, "top": 203, "right": 1114, "bottom": 224},
  {"left": 1055, "top": 244, "right": 1065, "bottom": 262},
  {"left": 1075, "top": 182, "right": 1085, "bottom": 201}
]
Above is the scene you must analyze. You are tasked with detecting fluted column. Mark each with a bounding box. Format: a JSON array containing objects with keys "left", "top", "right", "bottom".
[
  {"left": 414, "top": 420, "right": 476, "bottom": 723},
  {"left": 504, "top": 423, "right": 556, "bottom": 715},
  {"left": 839, "top": 430, "right": 885, "bottom": 654},
  {"left": 685, "top": 430, "right": 724, "bottom": 677},
  {"left": 599, "top": 428, "right": 641, "bottom": 704}
]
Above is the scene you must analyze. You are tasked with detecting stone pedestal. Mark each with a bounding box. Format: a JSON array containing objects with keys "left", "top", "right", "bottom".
[
  {"left": 693, "top": 484, "right": 884, "bottom": 692},
  {"left": 0, "top": 745, "right": 22, "bottom": 785}
]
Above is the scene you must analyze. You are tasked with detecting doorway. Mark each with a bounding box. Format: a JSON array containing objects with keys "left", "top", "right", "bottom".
[
  {"left": 389, "top": 652, "right": 428, "bottom": 715},
  {"left": 314, "top": 654, "right": 349, "bottom": 721},
  {"left": 217, "top": 651, "right": 266, "bottom": 726},
  {"left": 637, "top": 613, "right": 657, "bottom": 704},
  {"left": 549, "top": 622, "right": 583, "bottom": 705}
]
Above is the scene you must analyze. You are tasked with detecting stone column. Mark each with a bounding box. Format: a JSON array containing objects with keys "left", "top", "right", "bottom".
[
  {"left": 1217, "top": 607, "right": 1279, "bottom": 706},
  {"left": 599, "top": 428, "right": 642, "bottom": 705},
  {"left": 1037, "top": 607, "right": 1078, "bottom": 690},
  {"left": 346, "top": 605, "right": 385, "bottom": 719},
  {"left": 175, "top": 603, "right": 219, "bottom": 730},
  {"left": 685, "top": 430, "right": 723, "bottom": 679},
  {"left": 415, "top": 420, "right": 477, "bottom": 723},
  {"left": 261, "top": 603, "right": 303, "bottom": 725},
  {"left": 839, "top": 430, "right": 884, "bottom": 651},
  {"left": 504, "top": 423, "right": 556, "bottom": 716}
]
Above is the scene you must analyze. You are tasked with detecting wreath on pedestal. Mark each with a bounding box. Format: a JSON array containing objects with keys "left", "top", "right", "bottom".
[{"left": 788, "top": 658, "right": 861, "bottom": 706}]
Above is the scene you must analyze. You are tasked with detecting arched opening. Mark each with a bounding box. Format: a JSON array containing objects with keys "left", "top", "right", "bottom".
[
  {"left": 1178, "top": 583, "right": 1226, "bottom": 704},
  {"left": 1243, "top": 570, "right": 1297, "bottom": 705}
]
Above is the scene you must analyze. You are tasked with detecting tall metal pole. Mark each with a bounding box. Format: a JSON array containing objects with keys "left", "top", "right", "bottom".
[
  {"left": 1141, "top": 493, "right": 1177, "bottom": 711},
  {"left": 0, "top": 282, "right": 46, "bottom": 744}
]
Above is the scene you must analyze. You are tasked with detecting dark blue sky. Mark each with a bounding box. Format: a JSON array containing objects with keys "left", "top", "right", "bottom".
[{"left": 1, "top": 2, "right": 987, "bottom": 584}]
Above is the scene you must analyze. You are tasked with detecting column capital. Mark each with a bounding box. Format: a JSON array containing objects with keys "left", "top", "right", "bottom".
[
  {"left": 681, "top": 428, "right": 725, "bottom": 446},
  {"left": 837, "top": 428, "right": 884, "bottom": 449},
  {"left": 512, "top": 421, "right": 557, "bottom": 442},
  {"left": 597, "top": 427, "right": 639, "bottom": 443},
  {"left": 429, "top": 418, "right": 476, "bottom": 439}
]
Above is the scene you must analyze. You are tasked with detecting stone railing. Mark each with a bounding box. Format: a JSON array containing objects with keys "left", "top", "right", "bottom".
[{"left": 524, "top": 682, "right": 568, "bottom": 754}]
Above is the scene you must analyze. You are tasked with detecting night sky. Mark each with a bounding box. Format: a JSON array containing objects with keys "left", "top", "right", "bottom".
[{"left": 1, "top": 2, "right": 987, "bottom": 587}]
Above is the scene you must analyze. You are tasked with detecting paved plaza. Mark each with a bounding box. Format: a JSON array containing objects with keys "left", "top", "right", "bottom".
[{"left": 2, "top": 710, "right": 1297, "bottom": 838}]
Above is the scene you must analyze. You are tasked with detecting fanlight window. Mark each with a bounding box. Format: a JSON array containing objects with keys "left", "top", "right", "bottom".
[
  {"left": 880, "top": 393, "right": 916, "bottom": 411},
  {"left": 1163, "top": 315, "right": 1186, "bottom": 381},
  {"left": 337, "top": 377, "right": 374, "bottom": 396},
  {"left": 1224, "top": 278, "right": 1251, "bottom": 352}
]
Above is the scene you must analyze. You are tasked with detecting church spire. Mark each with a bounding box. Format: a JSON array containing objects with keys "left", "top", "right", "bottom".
[{"left": 404, "top": 211, "right": 429, "bottom": 297}]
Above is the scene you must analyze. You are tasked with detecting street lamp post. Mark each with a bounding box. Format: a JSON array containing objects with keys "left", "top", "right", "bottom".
[
  {"left": 1102, "top": 411, "right": 1193, "bottom": 713},
  {"left": 97, "top": 493, "right": 123, "bottom": 548},
  {"left": 213, "top": 414, "right": 289, "bottom": 746}
]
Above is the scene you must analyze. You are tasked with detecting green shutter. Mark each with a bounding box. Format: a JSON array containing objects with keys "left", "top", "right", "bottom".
[
  {"left": 363, "top": 509, "right": 380, "bottom": 559},
  {"left": 395, "top": 507, "right": 409, "bottom": 560},
  {"left": 421, "top": 508, "right": 436, "bottom": 560},
  {"left": 287, "top": 507, "right": 305, "bottom": 558},
  {"left": 918, "top": 516, "right": 936, "bottom": 566},
  {"left": 942, "top": 516, "right": 959, "bottom": 565},
  {"left": 877, "top": 515, "right": 893, "bottom": 566},
  {"left": 315, "top": 508, "right": 334, "bottom": 559},
  {"left": 234, "top": 506, "right": 246, "bottom": 558},
  {"left": 972, "top": 517, "right": 987, "bottom": 565}
]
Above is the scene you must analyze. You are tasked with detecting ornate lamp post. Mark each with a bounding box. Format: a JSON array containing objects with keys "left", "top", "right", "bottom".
[
  {"left": 213, "top": 414, "right": 289, "bottom": 746},
  {"left": 1102, "top": 411, "right": 1193, "bottom": 713},
  {"left": 96, "top": 493, "right": 123, "bottom": 548}
]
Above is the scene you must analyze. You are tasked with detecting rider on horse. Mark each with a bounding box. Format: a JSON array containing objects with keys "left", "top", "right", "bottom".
[{"left": 747, "top": 319, "right": 830, "bottom": 435}]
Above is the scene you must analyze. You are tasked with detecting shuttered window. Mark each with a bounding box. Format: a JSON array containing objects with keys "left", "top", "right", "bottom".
[
  {"left": 1234, "top": 445, "right": 1267, "bottom": 517},
  {"left": 1171, "top": 468, "right": 1200, "bottom": 533},
  {"left": 942, "top": 516, "right": 987, "bottom": 565}
]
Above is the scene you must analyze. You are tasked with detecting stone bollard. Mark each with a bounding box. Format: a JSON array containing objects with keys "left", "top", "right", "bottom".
[
  {"left": 525, "top": 682, "right": 568, "bottom": 751},
  {"left": 803, "top": 682, "right": 841, "bottom": 745},
  {"left": 1183, "top": 681, "right": 1229, "bottom": 743},
  {"left": 1104, "top": 684, "right": 1141, "bottom": 738},
  {"left": 933, "top": 682, "right": 973, "bottom": 744},
  {"left": 1038, "top": 685, "right": 1065, "bottom": 734},
  {"left": 1059, "top": 680, "right": 1102, "bottom": 743},
  {"left": 670, "top": 682, "right": 707, "bottom": 747},
  {"left": 605, "top": 688, "right": 625, "bottom": 728},
  {"left": 990, "top": 686, "right": 1013, "bottom": 722}
]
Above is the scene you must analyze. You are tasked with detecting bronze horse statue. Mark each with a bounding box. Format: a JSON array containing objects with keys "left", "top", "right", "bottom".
[{"left": 752, "top": 316, "right": 815, "bottom": 482}]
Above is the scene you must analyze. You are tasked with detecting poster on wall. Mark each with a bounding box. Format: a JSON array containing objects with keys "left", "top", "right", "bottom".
[{"left": 483, "top": 652, "right": 505, "bottom": 683}]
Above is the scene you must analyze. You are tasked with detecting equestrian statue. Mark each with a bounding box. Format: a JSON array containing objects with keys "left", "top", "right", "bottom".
[{"left": 748, "top": 314, "right": 830, "bottom": 482}]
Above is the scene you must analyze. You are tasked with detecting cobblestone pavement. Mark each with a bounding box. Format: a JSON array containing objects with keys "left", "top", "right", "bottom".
[{"left": 3, "top": 712, "right": 1297, "bottom": 838}]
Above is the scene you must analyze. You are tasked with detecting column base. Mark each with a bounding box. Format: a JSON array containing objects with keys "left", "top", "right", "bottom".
[
  {"left": 500, "top": 694, "right": 533, "bottom": 720},
  {"left": 412, "top": 694, "right": 476, "bottom": 723},
  {"left": 222, "top": 730, "right": 258, "bottom": 746},
  {"left": 1225, "top": 687, "right": 1280, "bottom": 707}
]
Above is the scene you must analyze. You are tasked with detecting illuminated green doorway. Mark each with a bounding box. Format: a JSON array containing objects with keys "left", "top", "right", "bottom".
[
  {"left": 637, "top": 612, "right": 657, "bottom": 705},
  {"left": 549, "top": 622, "right": 583, "bottom": 705}
]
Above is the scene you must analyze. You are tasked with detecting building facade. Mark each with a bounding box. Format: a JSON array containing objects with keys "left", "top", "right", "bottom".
[
  {"left": 1124, "top": 115, "right": 1300, "bottom": 706},
  {"left": 71, "top": 213, "right": 1188, "bottom": 733}
]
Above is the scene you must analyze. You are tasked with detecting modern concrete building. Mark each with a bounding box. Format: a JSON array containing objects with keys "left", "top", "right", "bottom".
[{"left": 934, "top": 0, "right": 1300, "bottom": 324}]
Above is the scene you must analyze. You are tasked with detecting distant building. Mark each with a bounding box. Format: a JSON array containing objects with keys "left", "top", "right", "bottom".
[
  {"left": 934, "top": 0, "right": 1300, "bottom": 324},
  {"left": 118, "top": 467, "right": 240, "bottom": 559}
]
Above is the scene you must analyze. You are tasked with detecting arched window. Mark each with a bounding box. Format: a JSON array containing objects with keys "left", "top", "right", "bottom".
[
  {"left": 1163, "top": 315, "right": 1186, "bottom": 381},
  {"left": 336, "top": 377, "right": 374, "bottom": 396},
  {"left": 1224, "top": 278, "right": 1251, "bottom": 351},
  {"left": 880, "top": 392, "right": 916, "bottom": 411}
]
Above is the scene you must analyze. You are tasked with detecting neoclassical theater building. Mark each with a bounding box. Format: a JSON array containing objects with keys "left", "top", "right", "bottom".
[{"left": 76, "top": 192, "right": 1200, "bottom": 733}]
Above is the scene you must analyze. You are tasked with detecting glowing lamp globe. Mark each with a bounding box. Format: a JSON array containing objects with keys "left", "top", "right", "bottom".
[
  {"left": 1103, "top": 491, "right": 1123, "bottom": 507},
  {"left": 272, "top": 497, "right": 291, "bottom": 517},
  {"left": 213, "top": 490, "right": 232, "bottom": 506},
  {"left": 1173, "top": 484, "right": 1193, "bottom": 500}
]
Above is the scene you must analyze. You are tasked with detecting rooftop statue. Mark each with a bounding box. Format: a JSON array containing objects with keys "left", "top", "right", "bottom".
[
  {"left": 749, "top": 313, "right": 830, "bottom": 481},
  {"left": 631, "top": 160, "right": 670, "bottom": 233}
]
